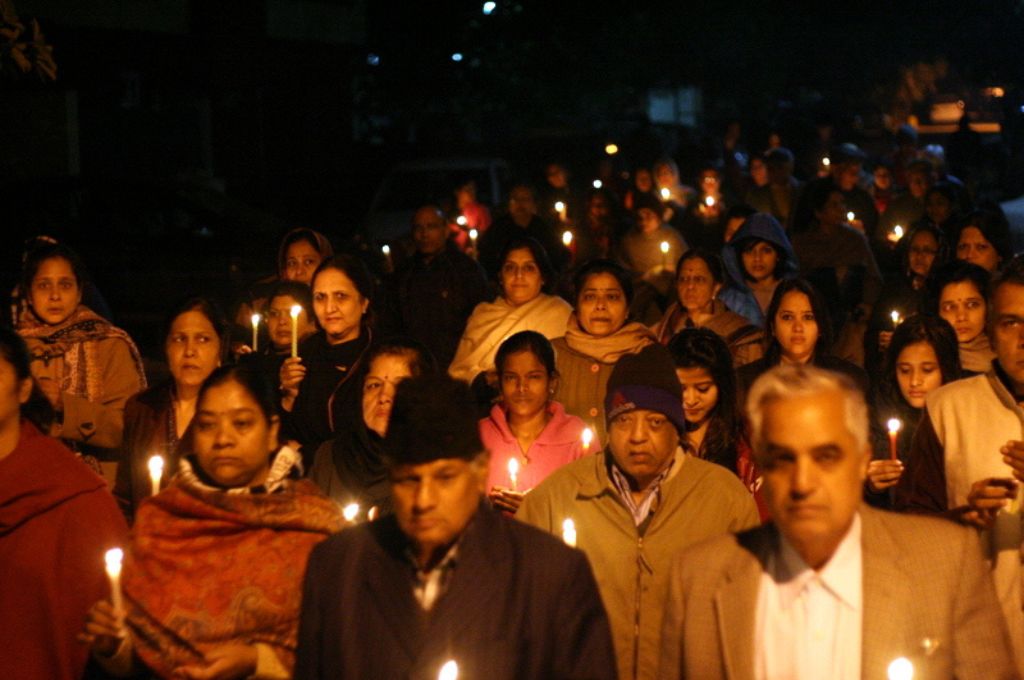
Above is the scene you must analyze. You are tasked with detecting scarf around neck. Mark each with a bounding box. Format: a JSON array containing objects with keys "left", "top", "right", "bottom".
[{"left": 563, "top": 314, "right": 655, "bottom": 364}]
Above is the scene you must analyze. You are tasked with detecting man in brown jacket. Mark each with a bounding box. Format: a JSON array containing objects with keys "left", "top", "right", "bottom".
[{"left": 659, "top": 364, "right": 1016, "bottom": 680}]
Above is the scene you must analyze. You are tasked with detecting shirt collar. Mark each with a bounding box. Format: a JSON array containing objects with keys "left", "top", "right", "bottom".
[{"left": 773, "top": 512, "right": 863, "bottom": 612}]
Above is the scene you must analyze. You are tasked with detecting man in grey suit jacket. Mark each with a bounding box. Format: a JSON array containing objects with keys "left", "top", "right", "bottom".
[{"left": 659, "top": 364, "right": 1016, "bottom": 680}]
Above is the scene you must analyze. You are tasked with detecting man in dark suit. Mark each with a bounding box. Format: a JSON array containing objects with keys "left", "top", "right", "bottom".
[
  {"left": 659, "top": 364, "right": 1016, "bottom": 680},
  {"left": 295, "top": 374, "right": 616, "bottom": 680}
]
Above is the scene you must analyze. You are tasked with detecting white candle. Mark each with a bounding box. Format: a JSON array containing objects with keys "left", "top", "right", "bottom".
[
  {"left": 469, "top": 228, "right": 478, "bottom": 254},
  {"left": 250, "top": 313, "right": 260, "bottom": 352},
  {"left": 342, "top": 503, "right": 360, "bottom": 522},
  {"left": 554, "top": 201, "right": 567, "bottom": 223},
  {"left": 147, "top": 455, "right": 164, "bottom": 497},
  {"left": 562, "top": 230, "right": 573, "bottom": 247},
  {"left": 507, "top": 457, "right": 519, "bottom": 492},
  {"left": 104, "top": 548, "right": 125, "bottom": 616},
  {"left": 660, "top": 240, "right": 670, "bottom": 270},
  {"left": 562, "top": 518, "right": 577, "bottom": 547},
  {"left": 438, "top": 659, "right": 459, "bottom": 680},
  {"left": 289, "top": 304, "right": 301, "bottom": 358},
  {"left": 887, "top": 657, "right": 913, "bottom": 680},
  {"left": 581, "top": 427, "right": 593, "bottom": 453},
  {"left": 382, "top": 244, "right": 393, "bottom": 270},
  {"left": 659, "top": 187, "right": 671, "bottom": 200}
]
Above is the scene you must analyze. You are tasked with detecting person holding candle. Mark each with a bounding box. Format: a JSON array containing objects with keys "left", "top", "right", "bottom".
[
  {"left": 81, "top": 365, "right": 344, "bottom": 679},
  {"left": 381, "top": 204, "right": 489, "bottom": 369},
  {"left": 864, "top": 314, "right": 961, "bottom": 508},
  {"left": 653, "top": 157, "right": 696, "bottom": 215},
  {"left": 309, "top": 339, "right": 437, "bottom": 514},
  {"left": 0, "top": 326, "right": 128, "bottom": 680},
  {"left": 929, "top": 260, "right": 995, "bottom": 375},
  {"left": 658, "top": 364, "right": 1015, "bottom": 680},
  {"left": 15, "top": 242, "right": 147, "bottom": 472},
  {"left": 719, "top": 212, "right": 799, "bottom": 327},
  {"left": 481, "top": 331, "right": 592, "bottom": 514},
  {"left": 915, "top": 182, "right": 963, "bottom": 242},
  {"left": 517, "top": 344, "right": 759, "bottom": 680},
  {"left": 448, "top": 237, "right": 571, "bottom": 387},
  {"left": 736, "top": 279, "right": 869, "bottom": 406},
  {"left": 651, "top": 248, "right": 764, "bottom": 367},
  {"left": 294, "top": 374, "right": 616, "bottom": 680},
  {"left": 954, "top": 208, "right": 1013, "bottom": 273},
  {"left": 476, "top": 183, "right": 570, "bottom": 279},
  {"left": 247, "top": 281, "right": 316, "bottom": 384},
  {"left": 551, "top": 259, "right": 655, "bottom": 442},
  {"left": 667, "top": 328, "right": 768, "bottom": 519},
  {"left": 113, "top": 297, "right": 228, "bottom": 522},
  {"left": 615, "top": 193, "right": 687, "bottom": 319},
  {"left": 280, "top": 254, "right": 376, "bottom": 467}
]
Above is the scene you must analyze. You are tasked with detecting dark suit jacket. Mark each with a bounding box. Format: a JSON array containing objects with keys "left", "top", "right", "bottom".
[
  {"left": 295, "top": 502, "right": 616, "bottom": 680},
  {"left": 658, "top": 505, "right": 1018, "bottom": 680}
]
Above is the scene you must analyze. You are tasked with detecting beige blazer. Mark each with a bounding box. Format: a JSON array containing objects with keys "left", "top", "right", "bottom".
[{"left": 658, "top": 505, "right": 1018, "bottom": 680}]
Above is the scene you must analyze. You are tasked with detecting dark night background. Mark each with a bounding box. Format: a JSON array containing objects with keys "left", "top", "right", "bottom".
[{"left": 4, "top": 0, "right": 1024, "bottom": 356}]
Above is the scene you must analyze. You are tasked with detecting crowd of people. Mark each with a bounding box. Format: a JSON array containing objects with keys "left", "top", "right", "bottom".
[{"left": 4, "top": 126, "right": 1024, "bottom": 680}]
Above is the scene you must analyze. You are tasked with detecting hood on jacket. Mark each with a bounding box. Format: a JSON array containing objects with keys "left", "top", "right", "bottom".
[{"left": 721, "top": 212, "right": 799, "bottom": 293}]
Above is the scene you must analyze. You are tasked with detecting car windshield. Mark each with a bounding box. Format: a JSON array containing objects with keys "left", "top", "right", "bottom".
[{"left": 376, "top": 167, "right": 496, "bottom": 211}]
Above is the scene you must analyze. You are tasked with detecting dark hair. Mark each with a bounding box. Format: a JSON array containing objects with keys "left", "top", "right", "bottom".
[
  {"left": 0, "top": 325, "right": 54, "bottom": 431},
  {"left": 267, "top": 281, "right": 313, "bottom": 319},
  {"left": 311, "top": 254, "right": 376, "bottom": 330},
  {"left": 957, "top": 208, "right": 1014, "bottom": 265},
  {"left": 675, "top": 247, "right": 726, "bottom": 286},
  {"left": 163, "top": 296, "right": 229, "bottom": 362},
  {"left": 734, "top": 237, "right": 786, "bottom": 282},
  {"left": 197, "top": 364, "right": 280, "bottom": 423},
  {"left": 496, "top": 235, "right": 555, "bottom": 293},
  {"left": 763, "top": 278, "right": 833, "bottom": 365},
  {"left": 368, "top": 337, "right": 438, "bottom": 379},
  {"left": 666, "top": 328, "right": 739, "bottom": 472},
  {"left": 926, "top": 182, "right": 959, "bottom": 211},
  {"left": 927, "top": 260, "right": 990, "bottom": 316},
  {"left": 278, "top": 228, "right": 332, "bottom": 273},
  {"left": 989, "top": 254, "right": 1024, "bottom": 327},
  {"left": 633, "top": 191, "right": 663, "bottom": 216},
  {"left": 899, "top": 223, "right": 948, "bottom": 280},
  {"left": 495, "top": 331, "right": 557, "bottom": 377},
  {"left": 20, "top": 242, "right": 89, "bottom": 298},
  {"left": 573, "top": 259, "right": 634, "bottom": 309},
  {"left": 880, "top": 314, "right": 961, "bottom": 409},
  {"left": 725, "top": 203, "right": 757, "bottom": 223},
  {"left": 382, "top": 375, "right": 484, "bottom": 466}
]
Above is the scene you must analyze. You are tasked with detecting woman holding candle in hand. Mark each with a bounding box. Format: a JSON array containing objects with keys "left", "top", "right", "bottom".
[
  {"left": 865, "top": 314, "right": 961, "bottom": 506},
  {"left": 248, "top": 281, "right": 316, "bottom": 386},
  {"left": 0, "top": 326, "right": 127, "bottom": 680},
  {"left": 280, "top": 255, "right": 376, "bottom": 468},
  {"left": 81, "top": 365, "right": 344, "bottom": 680},
  {"left": 482, "top": 331, "right": 591, "bottom": 514},
  {"left": 113, "top": 297, "right": 227, "bottom": 522}
]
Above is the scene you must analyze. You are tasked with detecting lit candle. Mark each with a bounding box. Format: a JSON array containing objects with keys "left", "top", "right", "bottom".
[
  {"left": 704, "top": 195, "right": 715, "bottom": 208},
  {"left": 468, "top": 228, "right": 478, "bottom": 255},
  {"left": 507, "top": 457, "right": 519, "bottom": 492},
  {"left": 887, "top": 418, "right": 902, "bottom": 461},
  {"left": 367, "top": 506, "right": 378, "bottom": 522},
  {"left": 604, "top": 143, "right": 619, "bottom": 156},
  {"left": 592, "top": 179, "right": 602, "bottom": 189},
  {"left": 104, "top": 548, "right": 125, "bottom": 620},
  {"left": 846, "top": 211, "right": 856, "bottom": 223},
  {"left": 660, "top": 240, "right": 670, "bottom": 270},
  {"left": 342, "top": 503, "right": 360, "bottom": 522},
  {"left": 893, "top": 224, "right": 904, "bottom": 240},
  {"left": 822, "top": 156, "right": 831, "bottom": 168},
  {"left": 659, "top": 187, "right": 671, "bottom": 201},
  {"left": 562, "top": 518, "right": 577, "bottom": 547},
  {"left": 456, "top": 214, "right": 468, "bottom": 227},
  {"left": 439, "top": 659, "right": 459, "bottom": 680},
  {"left": 147, "top": 455, "right": 164, "bottom": 497},
  {"left": 289, "top": 304, "right": 301, "bottom": 358},
  {"left": 562, "top": 230, "right": 573, "bottom": 247},
  {"left": 250, "top": 313, "right": 260, "bottom": 352},
  {"left": 554, "top": 201, "right": 567, "bottom": 223},
  {"left": 382, "top": 244, "right": 393, "bottom": 270},
  {"left": 581, "top": 427, "right": 594, "bottom": 453},
  {"left": 887, "top": 657, "right": 914, "bottom": 680},
  {"left": 890, "top": 309, "right": 903, "bottom": 328}
]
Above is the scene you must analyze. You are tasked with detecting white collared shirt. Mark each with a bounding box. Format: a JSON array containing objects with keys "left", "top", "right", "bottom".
[{"left": 755, "top": 513, "right": 863, "bottom": 680}]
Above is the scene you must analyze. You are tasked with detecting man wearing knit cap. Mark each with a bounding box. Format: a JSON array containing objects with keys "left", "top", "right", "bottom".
[
  {"left": 296, "top": 375, "right": 616, "bottom": 680},
  {"left": 517, "top": 344, "right": 759, "bottom": 680}
]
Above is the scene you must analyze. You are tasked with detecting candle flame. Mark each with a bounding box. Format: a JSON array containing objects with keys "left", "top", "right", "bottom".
[
  {"left": 342, "top": 503, "right": 360, "bottom": 522},
  {"left": 887, "top": 657, "right": 914, "bottom": 680},
  {"left": 660, "top": 240, "right": 670, "bottom": 254},
  {"left": 438, "top": 659, "right": 459, "bottom": 680},
  {"left": 554, "top": 200, "right": 566, "bottom": 212},
  {"left": 604, "top": 143, "right": 619, "bottom": 156},
  {"left": 469, "top": 228, "right": 478, "bottom": 240},
  {"left": 592, "top": 179, "right": 602, "bottom": 189},
  {"left": 890, "top": 310, "right": 902, "bottom": 326},
  {"left": 659, "top": 187, "right": 670, "bottom": 200},
  {"left": 887, "top": 418, "right": 902, "bottom": 435},
  {"left": 104, "top": 548, "right": 124, "bottom": 577},
  {"left": 846, "top": 211, "right": 856, "bottom": 222},
  {"left": 581, "top": 427, "right": 593, "bottom": 449},
  {"left": 148, "top": 455, "right": 164, "bottom": 478},
  {"left": 456, "top": 215, "right": 468, "bottom": 226},
  {"left": 562, "top": 230, "right": 573, "bottom": 246},
  {"left": 250, "top": 313, "right": 261, "bottom": 328},
  {"left": 822, "top": 156, "right": 831, "bottom": 167},
  {"left": 367, "top": 506, "right": 378, "bottom": 521},
  {"left": 894, "top": 225, "right": 904, "bottom": 239},
  {"left": 507, "top": 457, "right": 519, "bottom": 489},
  {"left": 562, "top": 518, "right": 577, "bottom": 547},
  {"left": 704, "top": 195, "right": 715, "bottom": 207},
  {"left": 382, "top": 244, "right": 391, "bottom": 256},
  {"left": 289, "top": 304, "right": 302, "bottom": 319}
]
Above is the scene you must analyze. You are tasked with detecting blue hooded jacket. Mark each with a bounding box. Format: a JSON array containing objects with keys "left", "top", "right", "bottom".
[{"left": 719, "top": 213, "right": 799, "bottom": 326}]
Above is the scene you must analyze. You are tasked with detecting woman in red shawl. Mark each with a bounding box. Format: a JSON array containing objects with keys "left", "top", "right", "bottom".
[{"left": 80, "top": 365, "right": 344, "bottom": 679}]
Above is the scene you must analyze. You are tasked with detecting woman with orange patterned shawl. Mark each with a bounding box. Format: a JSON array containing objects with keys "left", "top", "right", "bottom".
[{"left": 80, "top": 365, "right": 344, "bottom": 679}]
